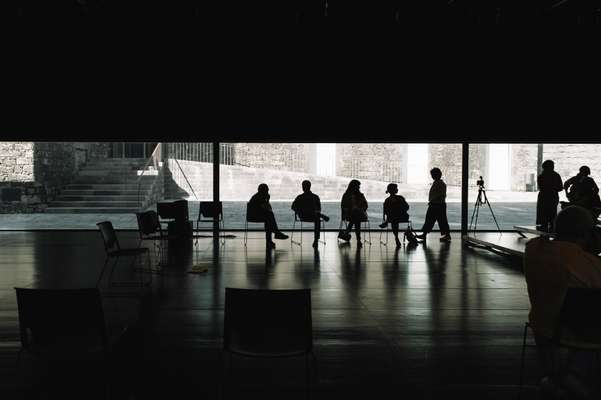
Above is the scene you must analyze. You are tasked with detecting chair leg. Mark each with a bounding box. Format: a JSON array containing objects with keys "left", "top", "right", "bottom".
[
  {"left": 291, "top": 219, "right": 299, "bottom": 246},
  {"left": 305, "top": 353, "right": 310, "bottom": 399},
  {"left": 96, "top": 257, "right": 110, "bottom": 288},
  {"left": 518, "top": 322, "right": 529, "bottom": 398},
  {"left": 244, "top": 221, "right": 248, "bottom": 247}
]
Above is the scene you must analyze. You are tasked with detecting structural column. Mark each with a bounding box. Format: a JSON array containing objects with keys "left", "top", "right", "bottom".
[
  {"left": 461, "top": 142, "right": 469, "bottom": 237},
  {"left": 213, "top": 142, "right": 220, "bottom": 244}
]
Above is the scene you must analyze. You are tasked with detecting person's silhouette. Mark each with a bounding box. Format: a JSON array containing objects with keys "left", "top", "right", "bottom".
[
  {"left": 379, "top": 183, "right": 410, "bottom": 248},
  {"left": 564, "top": 166, "right": 601, "bottom": 220},
  {"left": 536, "top": 160, "right": 563, "bottom": 232},
  {"left": 291, "top": 180, "right": 330, "bottom": 248},
  {"left": 338, "top": 179, "right": 368, "bottom": 248},
  {"left": 416, "top": 168, "right": 451, "bottom": 242},
  {"left": 248, "top": 183, "right": 288, "bottom": 249}
]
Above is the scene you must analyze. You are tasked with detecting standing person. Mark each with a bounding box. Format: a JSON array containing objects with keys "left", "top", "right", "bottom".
[
  {"left": 338, "top": 179, "right": 368, "bottom": 248},
  {"left": 291, "top": 180, "right": 330, "bottom": 248},
  {"left": 536, "top": 160, "right": 563, "bottom": 232},
  {"left": 416, "top": 168, "right": 451, "bottom": 242},
  {"left": 379, "top": 183, "right": 410, "bottom": 248},
  {"left": 248, "top": 183, "right": 288, "bottom": 249}
]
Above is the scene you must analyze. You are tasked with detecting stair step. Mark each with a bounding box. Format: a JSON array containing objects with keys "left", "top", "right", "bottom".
[
  {"left": 57, "top": 196, "right": 141, "bottom": 201},
  {"left": 65, "top": 184, "right": 152, "bottom": 190},
  {"left": 72, "top": 177, "right": 155, "bottom": 184},
  {"left": 45, "top": 207, "right": 140, "bottom": 214},
  {"left": 60, "top": 190, "right": 144, "bottom": 196},
  {"left": 50, "top": 201, "right": 141, "bottom": 207}
]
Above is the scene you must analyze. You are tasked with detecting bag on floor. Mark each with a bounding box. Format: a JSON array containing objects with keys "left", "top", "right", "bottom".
[{"left": 405, "top": 228, "right": 418, "bottom": 245}]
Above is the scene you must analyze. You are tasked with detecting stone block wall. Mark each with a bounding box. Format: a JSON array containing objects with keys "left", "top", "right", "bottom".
[
  {"left": 336, "top": 144, "right": 403, "bottom": 183},
  {"left": 543, "top": 144, "right": 601, "bottom": 185},
  {"left": 510, "top": 144, "right": 538, "bottom": 191},
  {"left": 233, "top": 143, "right": 311, "bottom": 173},
  {"left": 0, "top": 141, "right": 111, "bottom": 213}
]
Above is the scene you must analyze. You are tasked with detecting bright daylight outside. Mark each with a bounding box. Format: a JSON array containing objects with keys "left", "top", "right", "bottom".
[{"left": 0, "top": 142, "right": 596, "bottom": 230}]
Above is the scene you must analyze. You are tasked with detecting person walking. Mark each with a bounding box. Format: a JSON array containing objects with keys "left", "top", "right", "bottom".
[{"left": 416, "top": 168, "right": 451, "bottom": 242}]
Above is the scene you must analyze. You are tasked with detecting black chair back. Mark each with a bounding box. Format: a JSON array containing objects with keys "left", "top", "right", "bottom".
[
  {"left": 246, "top": 202, "right": 265, "bottom": 223},
  {"left": 198, "top": 201, "right": 223, "bottom": 221},
  {"left": 157, "top": 199, "right": 189, "bottom": 222},
  {"left": 557, "top": 288, "right": 601, "bottom": 344},
  {"left": 224, "top": 288, "right": 312, "bottom": 357},
  {"left": 136, "top": 210, "right": 162, "bottom": 237},
  {"left": 97, "top": 221, "right": 121, "bottom": 254},
  {"left": 15, "top": 288, "right": 107, "bottom": 352}
]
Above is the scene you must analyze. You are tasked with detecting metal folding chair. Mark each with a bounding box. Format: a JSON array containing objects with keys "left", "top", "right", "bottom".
[
  {"left": 337, "top": 209, "right": 371, "bottom": 245},
  {"left": 244, "top": 202, "right": 267, "bottom": 247},
  {"left": 196, "top": 201, "right": 225, "bottom": 245},
  {"left": 291, "top": 211, "right": 326, "bottom": 247}
]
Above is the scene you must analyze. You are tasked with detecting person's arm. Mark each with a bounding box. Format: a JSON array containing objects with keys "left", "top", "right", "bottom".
[
  {"left": 592, "top": 179, "right": 599, "bottom": 195},
  {"left": 555, "top": 174, "right": 563, "bottom": 192},
  {"left": 315, "top": 195, "right": 321, "bottom": 213},
  {"left": 537, "top": 174, "right": 543, "bottom": 190},
  {"left": 429, "top": 181, "right": 446, "bottom": 203},
  {"left": 401, "top": 196, "right": 409, "bottom": 213},
  {"left": 564, "top": 176, "right": 574, "bottom": 192},
  {"left": 361, "top": 194, "right": 368, "bottom": 211},
  {"left": 291, "top": 196, "right": 298, "bottom": 211}
]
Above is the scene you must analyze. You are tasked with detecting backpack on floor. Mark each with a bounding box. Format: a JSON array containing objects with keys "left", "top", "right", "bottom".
[{"left": 405, "top": 228, "right": 418, "bottom": 245}]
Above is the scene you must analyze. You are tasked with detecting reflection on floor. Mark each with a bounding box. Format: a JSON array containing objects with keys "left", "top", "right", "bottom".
[{"left": 0, "top": 231, "right": 541, "bottom": 399}]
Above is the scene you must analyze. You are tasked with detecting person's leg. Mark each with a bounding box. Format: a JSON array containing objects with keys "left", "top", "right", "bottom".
[
  {"left": 438, "top": 204, "right": 450, "bottom": 237},
  {"left": 265, "top": 211, "right": 288, "bottom": 241},
  {"left": 418, "top": 205, "right": 436, "bottom": 238},
  {"left": 350, "top": 209, "right": 363, "bottom": 243},
  {"left": 313, "top": 216, "right": 320, "bottom": 246},
  {"left": 391, "top": 221, "right": 401, "bottom": 246}
]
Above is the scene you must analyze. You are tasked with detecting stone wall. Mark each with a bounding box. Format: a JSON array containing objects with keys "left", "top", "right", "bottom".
[
  {"left": 0, "top": 141, "right": 111, "bottom": 213},
  {"left": 510, "top": 144, "right": 538, "bottom": 191},
  {"left": 543, "top": 144, "right": 601, "bottom": 184},
  {"left": 336, "top": 144, "right": 403, "bottom": 183},
  {"left": 233, "top": 143, "right": 311, "bottom": 173}
]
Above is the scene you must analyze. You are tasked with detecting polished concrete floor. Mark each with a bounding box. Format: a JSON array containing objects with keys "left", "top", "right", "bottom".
[{"left": 0, "top": 231, "right": 543, "bottom": 399}]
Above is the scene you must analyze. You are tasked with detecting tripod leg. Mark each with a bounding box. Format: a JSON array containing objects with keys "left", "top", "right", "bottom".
[{"left": 483, "top": 191, "right": 502, "bottom": 232}]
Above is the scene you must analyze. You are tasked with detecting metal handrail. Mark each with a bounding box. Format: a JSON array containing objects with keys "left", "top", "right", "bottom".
[
  {"left": 172, "top": 158, "right": 199, "bottom": 201},
  {"left": 137, "top": 143, "right": 163, "bottom": 210}
]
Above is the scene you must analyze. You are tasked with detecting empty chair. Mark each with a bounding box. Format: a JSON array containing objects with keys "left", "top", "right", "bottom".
[
  {"left": 14, "top": 288, "right": 114, "bottom": 397},
  {"left": 97, "top": 221, "right": 152, "bottom": 290},
  {"left": 519, "top": 288, "right": 601, "bottom": 397},
  {"left": 196, "top": 201, "right": 225, "bottom": 245},
  {"left": 223, "top": 288, "right": 316, "bottom": 394}
]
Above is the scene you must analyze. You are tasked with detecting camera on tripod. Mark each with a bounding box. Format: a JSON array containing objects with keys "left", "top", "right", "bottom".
[{"left": 476, "top": 176, "right": 485, "bottom": 188}]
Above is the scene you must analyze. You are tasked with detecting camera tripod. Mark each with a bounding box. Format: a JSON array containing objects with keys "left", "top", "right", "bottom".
[{"left": 469, "top": 185, "right": 501, "bottom": 232}]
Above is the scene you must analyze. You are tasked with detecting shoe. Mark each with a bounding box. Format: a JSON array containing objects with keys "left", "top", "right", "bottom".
[
  {"left": 266, "top": 241, "right": 276, "bottom": 249},
  {"left": 395, "top": 238, "right": 402, "bottom": 248},
  {"left": 439, "top": 234, "right": 451, "bottom": 242},
  {"left": 379, "top": 221, "right": 388, "bottom": 229},
  {"left": 357, "top": 241, "right": 363, "bottom": 248},
  {"left": 274, "top": 232, "right": 289, "bottom": 240},
  {"left": 322, "top": 215, "right": 330, "bottom": 222},
  {"left": 312, "top": 240, "right": 318, "bottom": 248}
]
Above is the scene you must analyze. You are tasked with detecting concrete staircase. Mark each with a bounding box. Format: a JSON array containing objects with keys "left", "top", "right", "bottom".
[{"left": 46, "top": 158, "right": 156, "bottom": 214}]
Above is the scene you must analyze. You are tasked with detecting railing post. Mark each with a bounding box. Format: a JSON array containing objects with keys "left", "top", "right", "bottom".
[
  {"left": 461, "top": 142, "right": 469, "bottom": 238},
  {"left": 213, "top": 142, "right": 220, "bottom": 247}
]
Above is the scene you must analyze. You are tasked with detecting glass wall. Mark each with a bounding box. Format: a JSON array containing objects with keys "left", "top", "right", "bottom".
[
  {"left": 2, "top": 141, "right": 597, "bottom": 231},
  {"left": 219, "top": 143, "right": 463, "bottom": 230},
  {"left": 466, "top": 143, "right": 601, "bottom": 230}
]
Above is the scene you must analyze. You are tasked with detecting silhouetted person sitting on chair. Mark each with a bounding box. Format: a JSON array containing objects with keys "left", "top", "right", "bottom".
[
  {"left": 338, "top": 179, "right": 368, "bottom": 247},
  {"left": 524, "top": 205, "right": 601, "bottom": 398},
  {"left": 248, "top": 183, "right": 288, "bottom": 248},
  {"left": 291, "top": 180, "right": 330, "bottom": 248},
  {"left": 564, "top": 166, "right": 601, "bottom": 221},
  {"left": 379, "top": 183, "right": 410, "bottom": 248},
  {"left": 416, "top": 168, "right": 451, "bottom": 242},
  {"left": 536, "top": 160, "right": 563, "bottom": 232}
]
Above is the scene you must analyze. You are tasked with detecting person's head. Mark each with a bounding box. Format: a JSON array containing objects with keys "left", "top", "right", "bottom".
[
  {"left": 554, "top": 205, "right": 595, "bottom": 246},
  {"left": 347, "top": 179, "right": 361, "bottom": 193},
  {"left": 386, "top": 183, "right": 398, "bottom": 195},
  {"left": 430, "top": 168, "right": 442, "bottom": 180},
  {"left": 257, "top": 183, "right": 269, "bottom": 194},
  {"left": 579, "top": 166, "right": 591, "bottom": 176},
  {"left": 302, "top": 180, "right": 311, "bottom": 192},
  {"left": 541, "top": 160, "right": 554, "bottom": 171}
]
